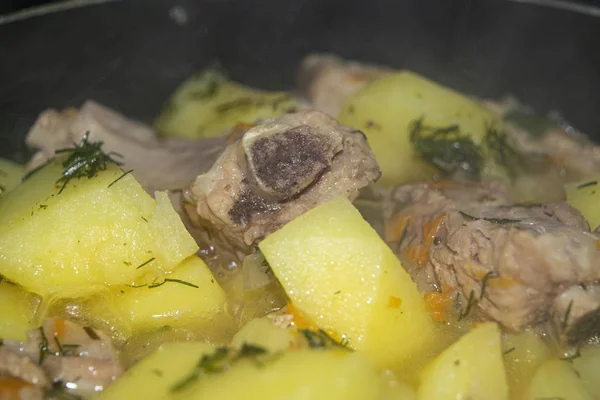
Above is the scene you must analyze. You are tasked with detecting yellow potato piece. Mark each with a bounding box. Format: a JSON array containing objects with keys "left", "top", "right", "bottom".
[
  {"left": 0, "top": 160, "right": 198, "bottom": 295},
  {"left": 418, "top": 322, "right": 508, "bottom": 400},
  {"left": 572, "top": 345, "right": 600, "bottom": 399},
  {"left": 115, "top": 256, "right": 227, "bottom": 332},
  {"left": 502, "top": 329, "right": 553, "bottom": 399},
  {"left": 177, "top": 349, "right": 383, "bottom": 400},
  {"left": 231, "top": 317, "right": 295, "bottom": 354},
  {"left": 337, "top": 71, "right": 498, "bottom": 186},
  {"left": 565, "top": 178, "right": 600, "bottom": 230},
  {"left": 259, "top": 196, "right": 440, "bottom": 376},
  {"left": 0, "top": 158, "right": 24, "bottom": 196},
  {"left": 0, "top": 282, "right": 39, "bottom": 341},
  {"left": 155, "top": 69, "right": 300, "bottom": 139},
  {"left": 95, "top": 341, "right": 215, "bottom": 400},
  {"left": 525, "top": 359, "right": 593, "bottom": 400}
]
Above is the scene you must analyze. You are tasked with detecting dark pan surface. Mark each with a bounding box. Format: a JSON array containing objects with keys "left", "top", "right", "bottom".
[{"left": 1, "top": 0, "right": 599, "bottom": 161}]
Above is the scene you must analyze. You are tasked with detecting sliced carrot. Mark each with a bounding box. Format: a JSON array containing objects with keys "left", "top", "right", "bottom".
[
  {"left": 384, "top": 213, "right": 411, "bottom": 243},
  {"left": 424, "top": 290, "right": 453, "bottom": 322},
  {"left": 54, "top": 318, "right": 65, "bottom": 342},
  {"left": 287, "top": 303, "right": 318, "bottom": 331},
  {"left": 0, "top": 377, "right": 33, "bottom": 399},
  {"left": 404, "top": 213, "right": 446, "bottom": 268}
]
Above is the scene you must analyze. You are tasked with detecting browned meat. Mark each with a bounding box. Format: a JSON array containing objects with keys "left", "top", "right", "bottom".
[
  {"left": 383, "top": 181, "right": 600, "bottom": 346},
  {"left": 0, "top": 318, "right": 122, "bottom": 398},
  {"left": 297, "top": 54, "right": 390, "bottom": 116},
  {"left": 184, "top": 110, "right": 381, "bottom": 252},
  {"left": 25, "top": 100, "right": 226, "bottom": 193}
]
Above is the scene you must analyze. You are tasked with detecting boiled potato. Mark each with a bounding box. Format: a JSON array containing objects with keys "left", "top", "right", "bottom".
[
  {"left": 525, "top": 359, "right": 593, "bottom": 400},
  {"left": 115, "top": 256, "right": 228, "bottom": 333},
  {"left": 502, "top": 329, "right": 553, "bottom": 399},
  {"left": 155, "top": 68, "right": 300, "bottom": 139},
  {"left": 0, "top": 158, "right": 24, "bottom": 196},
  {"left": 0, "top": 281, "right": 39, "bottom": 341},
  {"left": 565, "top": 178, "right": 600, "bottom": 230},
  {"left": 231, "top": 317, "right": 295, "bottom": 353},
  {"left": 95, "top": 341, "right": 215, "bottom": 400},
  {"left": 0, "top": 160, "right": 198, "bottom": 296},
  {"left": 259, "top": 196, "right": 441, "bottom": 378},
  {"left": 176, "top": 348, "right": 384, "bottom": 400},
  {"left": 418, "top": 322, "right": 508, "bottom": 400},
  {"left": 337, "top": 71, "right": 499, "bottom": 186},
  {"left": 572, "top": 345, "right": 600, "bottom": 399}
]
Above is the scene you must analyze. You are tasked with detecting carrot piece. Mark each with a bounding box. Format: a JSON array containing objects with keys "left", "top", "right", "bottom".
[
  {"left": 387, "top": 296, "right": 402, "bottom": 309},
  {"left": 0, "top": 377, "right": 33, "bottom": 399},
  {"left": 424, "top": 290, "right": 452, "bottom": 322}
]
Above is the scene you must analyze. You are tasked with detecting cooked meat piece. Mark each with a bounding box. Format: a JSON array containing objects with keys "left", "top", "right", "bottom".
[
  {"left": 0, "top": 318, "right": 122, "bottom": 398},
  {"left": 185, "top": 110, "right": 381, "bottom": 252},
  {"left": 484, "top": 98, "right": 600, "bottom": 181},
  {"left": 0, "top": 347, "right": 49, "bottom": 388},
  {"left": 25, "top": 100, "right": 226, "bottom": 193},
  {"left": 383, "top": 181, "right": 600, "bottom": 346},
  {"left": 297, "top": 54, "right": 390, "bottom": 116}
]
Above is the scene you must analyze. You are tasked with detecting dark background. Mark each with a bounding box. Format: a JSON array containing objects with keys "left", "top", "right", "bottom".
[{"left": 1, "top": 0, "right": 599, "bottom": 162}]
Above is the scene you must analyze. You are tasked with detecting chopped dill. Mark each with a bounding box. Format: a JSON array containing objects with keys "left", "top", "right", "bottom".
[
  {"left": 299, "top": 329, "right": 351, "bottom": 350},
  {"left": 83, "top": 326, "right": 100, "bottom": 340},
  {"left": 503, "top": 347, "right": 516, "bottom": 355},
  {"left": 141, "top": 216, "right": 149, "bottom": 222},
  {"left": 560, "top": 348, "right": 581, "bottom": 362},
  {"left": 107, "top": 169, "right": 134, "bottom": 188},
  {"left": 577, "top": 180, "right": 597, "bottom": 190},
  {"left": 480, "top": 271, "right": 499, "bottom": 300},
  {"left": 135, "top": 257, "right": 156, "bottom": 269},
  {"left": 148, "top": 278, "right": 199, "bottom": 289},
  {"left": 152, "top": 369, "right": 164, "bottom": 377},
  {"left": 457, "top": 290, "right": 476, "bottom": 321},
  {"left": 55, "top": 132, "right": 121, "bottom": 194},
  {"left": 459, "top": 211, "right": 520, "bottom": 224},
  {"left": 54, "top": 335, "right": 79, "bottom": 356},
  {"left": 562, "top": 300, "right": 574, "bottom": 330},
  {"left": 38, "top": 327, "right": 49, "bottom": 364},
  {"left": 171, "top": 344, "right": 271, "bottom": 392},
  {"left": 410, "top": 118, "right": 483, "bottom": 179}
]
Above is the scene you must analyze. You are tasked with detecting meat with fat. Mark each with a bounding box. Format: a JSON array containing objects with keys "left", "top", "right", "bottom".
[
  {"left": 184, "top": 110, "right": 381, "bottom": 253},
  {"left": 382, "top": 181, "right": 600, "bottom": 346}
]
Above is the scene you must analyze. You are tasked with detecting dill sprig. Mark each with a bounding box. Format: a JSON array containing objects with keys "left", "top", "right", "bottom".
[
  {"left": 562, "top": 300, "right": 574, "bottom": 331},
  {"left": 135, "top": 257, "right": 156, "bottom": 270},
  {"left": 148, "top": 278, "right": 199, "bottom": 289},
  {"left": 479, "top": 271, "right": 499, "bottom": 300},
  {"left": 577, "top": 180, "right": 597, "bottom": 190},
  {"left": 410, "top": 118, "right": 483, "bottom": 179},
  {"left": 171, "top": 344, "right": 271, "bottom": 392},
  {"left": 459, "top": 211, "right": 520, "bottom": 225},
  {"left": 299, "top": 329, "right": 351, "bottom": 350},
  {"left": 108, "top": 169, "right": 134, "bottom": 188},
  {"left": 457, "top": 290, "right": 476, "bottom": 321},
  {"left": 55, "top": 132, "right": 121, "bottom": 194}
]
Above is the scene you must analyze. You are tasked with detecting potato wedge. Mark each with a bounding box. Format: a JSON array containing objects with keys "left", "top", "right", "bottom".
[
  {"left": 565, "top": 178, "right": 600, "bottom": 230},
  {"left": 0, "top": 281, "right": 39, "bottom": 341},
  {"left": 0, "top": 158, "right": 24, "bottom": 197},
  {"left": 231, "top": 317, "right": 295, "bottom": 354},
  {"left": 572, "top": 345, "right": 600, "bottom": 399},
  {"left": 525, "top": 359, "right": 593, "bottom": 400},
  {"left": 418, "top": 322, "right": 508, "bottom": 400},
  {"left": 0, "top": 160, "right": 198, "bottom": 295},
  {"left": 155, "top": 69, "right": 300, "bottom": 139},
  {"left": 337, "top": 71, "right": 499, "bottom": 186},
  {"left": 175, "top": 348, "right": 383, "bottom": 400},
  {"left": 95, "top": 341, "right": 215, "bottom": 400},
  {"left": 115, "top": 256, "right": 228, "bottom": 333},
  {"left": 259, "top": 196, "right": 440, "bottom": 377}
]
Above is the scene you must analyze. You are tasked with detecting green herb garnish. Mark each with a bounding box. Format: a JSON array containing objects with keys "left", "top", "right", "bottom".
[
  {"left": 410, "top": 118, "right": 483, "bottom": 179},
  {"left": 457, "top": 290, "right": 476, "bottom": 321},
  {"left": 480, "top": 271, "right": 499, "bottom": 300},
  {"left": 148, "top": 278, "right": 199, "bottom": 289},
  {"left": 504, "top": 110, "right": 557, "bottom": 138},
  {"left": 299, "top": 329, "right": 351, "bottom": 350},
  {"left": 55, "top": 132, "right": 121, "bottom": 193},
  {"left": 577, "top": 180, "right": 597, "bottom": 190},
  {"left": 459, "top": 211, "right": 520, "bottom": 224},
  {"left": 562, "top": 300, "right": 574, "bottom": 330},
  {"left": 135, "top": 257, "right": 156, "bottom": 270},
  {"left": 107, "top": 169, "right": 134, "bottom": 188},
  {"left": 503, "top": 347, "right": 516, "bottom": 355},
  {"left": 83, "top": 326, "right": 100, "bottom": 340}
]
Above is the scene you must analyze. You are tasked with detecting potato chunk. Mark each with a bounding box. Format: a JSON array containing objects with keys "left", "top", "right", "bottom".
[
  {"left": 0, "top": 282, "right": 39, "bottom": 341},
  {"left": 565, "top": 178, "right": 600, "bottom": 230},
  {"left": 231, "top": 317, "right": 295, "bottom": 354},
  {"left": 155, "top": 69, "right": 300, "bottom": 139},
  {"left": 572, "top": 345, "right": 600, "bottom": 399},
  {"left": 0, "top": 160, "right": 198, "bottom": 295},
  {"left": 337, "top": 71, "right": 499, "bottom": 186},
  {"left": 95, "top": 341, "right": 215, "bottom": 400},
  {"left": 259, "top": 196, "right": 440, "bottom": 375},
  {"left": 525, "top": 359, "right": 594, "bottom": 400},
  {"left": 418, "top": 322, "right": 508, "bottom": 400},
  {"left": 115, "top": 256, "right": 227, "bottom": 332},
  {"left": 0, "top": 158, "right": 24, "bottom": 196},
  {"left": 176, "top": 349, "right": 384, "bottom": 400}
]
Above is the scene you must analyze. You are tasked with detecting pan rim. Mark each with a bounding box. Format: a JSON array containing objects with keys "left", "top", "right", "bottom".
[{"left": 0, "top": 0, "right": 121, "bottom": 26}]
